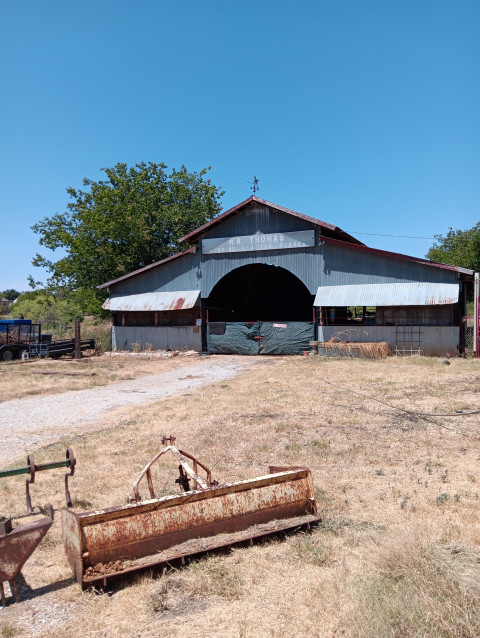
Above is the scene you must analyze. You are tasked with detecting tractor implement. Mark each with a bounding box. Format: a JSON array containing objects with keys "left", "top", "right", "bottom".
[
  {"left": 62, "top": 436, "right": 320, "bottom": 588},
  {"left": 0, "top": 510, "right": 54, "bottom": 605}
]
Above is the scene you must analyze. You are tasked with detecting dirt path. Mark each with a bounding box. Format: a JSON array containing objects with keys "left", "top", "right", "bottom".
[{"left": 0, "top": 357, "right": 245, "bottom": 464}]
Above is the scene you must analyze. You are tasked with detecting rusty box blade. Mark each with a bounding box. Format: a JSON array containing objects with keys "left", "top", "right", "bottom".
[{"left": 62, "top": 468, "right": 320, "bottom": 588}]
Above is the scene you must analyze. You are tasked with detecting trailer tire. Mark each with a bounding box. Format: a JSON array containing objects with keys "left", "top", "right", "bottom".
[{"left": 0, "top": 347, "right": 15, "bottom": 362}]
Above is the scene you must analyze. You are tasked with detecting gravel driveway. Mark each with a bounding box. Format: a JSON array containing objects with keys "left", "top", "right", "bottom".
[{"left": 0, "top": 358, "right": 241, "bottom": 464}]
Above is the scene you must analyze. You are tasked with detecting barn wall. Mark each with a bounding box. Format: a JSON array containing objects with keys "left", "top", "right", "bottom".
[
  {"left": 318, "top": 325, "right": 460, "bottom": 357},
  {"left": 107, "top": 206, "right": 459, "bottom": 301},
  {"left": 112, "top": 326, "right": 202, "bottom": 351},
  {"left": 110, "top": 251, "right": 202, "bottom": 295}
]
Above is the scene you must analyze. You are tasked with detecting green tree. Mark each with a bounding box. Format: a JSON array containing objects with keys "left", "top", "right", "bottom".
[
  {"left": 12, "top": 289, "right": 84, "bottom": 334},
  {"left": 426, "top": 223, "right": 480, "bottom": 272},
  {"left": 1, "top": 289, "right": 21, "bottom": 300},
  {"left": 32, "top": 162, "right": 223, "bottom": 314}
]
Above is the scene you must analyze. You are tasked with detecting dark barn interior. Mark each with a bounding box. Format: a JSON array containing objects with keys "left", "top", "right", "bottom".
[{"left": 207, "top": 264, "right": 314, "bottom": 322}]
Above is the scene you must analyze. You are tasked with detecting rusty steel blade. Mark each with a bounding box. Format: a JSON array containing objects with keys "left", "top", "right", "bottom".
[{"left": 62, "top": 467, "right": 319, "bottom": 587}]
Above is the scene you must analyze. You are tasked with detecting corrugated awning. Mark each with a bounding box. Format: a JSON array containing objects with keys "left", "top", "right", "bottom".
[
  {"left": 102, "top": 290, "right": 201, "bottom": 312},
  {"left": 313, "top": 282, "right": 459, "bottom": 307}
]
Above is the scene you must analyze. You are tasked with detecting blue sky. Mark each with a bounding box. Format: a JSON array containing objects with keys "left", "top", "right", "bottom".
[{"left": 1, "top": 0, "right": 479, "bottom": 292}]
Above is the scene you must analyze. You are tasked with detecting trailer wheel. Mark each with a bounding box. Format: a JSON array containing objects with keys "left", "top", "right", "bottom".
[{"left": 0, "top": 347, "right": 15, "bottom": 362}]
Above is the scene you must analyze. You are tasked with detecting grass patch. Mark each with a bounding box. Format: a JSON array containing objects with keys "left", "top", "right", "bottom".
[{"left": 345, "top": 532, "right": 480, "bottom": 637}]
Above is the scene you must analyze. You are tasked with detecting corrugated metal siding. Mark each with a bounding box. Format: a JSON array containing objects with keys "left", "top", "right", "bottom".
[
  {"left": 199, "top": 204, "right": 316, "bottom": 240},
  {"left": 313, "top": 283, "right": 459, "bottom": 307},
  {"left": 317, "top": 325, "right": 460, "bottom": 357},
  {"left": 103, "top": 290, "right": 201, "bottom": 311},
  {"left": 112, "top": 326, "right": 202, "bottom": 351},
  {"left": 321, "top": 243, "right": 458, "bottom": 285},
  {"left": 108, "top": 251, "right": 202, "bottom": 295},
  {"left": 106, "top": 216, "right": 460, "bottom": 300}
]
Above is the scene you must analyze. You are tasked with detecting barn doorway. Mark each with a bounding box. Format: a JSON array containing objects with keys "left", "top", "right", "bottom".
[{"left": 206, "top": 264, "right": 315, "bottom": 354}]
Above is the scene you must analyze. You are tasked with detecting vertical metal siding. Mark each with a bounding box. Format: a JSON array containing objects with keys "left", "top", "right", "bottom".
[
  {"left": 112, "top": 326, "right": 202, "bottom": 351},
  {"left": 107, "top": 215, "right": 459, "bottom": 301},
  {"left": 317, "top": 325, "right": 460, "bottom": 357}
]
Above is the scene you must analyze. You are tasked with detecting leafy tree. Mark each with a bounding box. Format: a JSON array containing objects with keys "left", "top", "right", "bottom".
[
  {"left": 426, "top": 223, "right": 480, "bottom": 272},
  {"left": 12, "top": 289, "right": 84, "bottom": 334},
  {"left": 32, "top": 162, "right": 223, "bottom": 314},
  {"left": 1, "top": 289, "right": 21, "bottom": 300}
]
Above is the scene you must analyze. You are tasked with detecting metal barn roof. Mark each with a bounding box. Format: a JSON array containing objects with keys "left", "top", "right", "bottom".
[
  {"left": 313, "top": 282, "right": 459, "bottom": 307},
  {"left": 102, "top": 290, "right": 201, "bottom": 312}
]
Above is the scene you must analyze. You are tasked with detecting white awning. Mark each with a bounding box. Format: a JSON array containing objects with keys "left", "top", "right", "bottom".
[
  {"left": 313, "top": 283, "right": 459, "bottom": 307},
  {"left": 102, "top": 290, "right": 201, "bottom": 312}
]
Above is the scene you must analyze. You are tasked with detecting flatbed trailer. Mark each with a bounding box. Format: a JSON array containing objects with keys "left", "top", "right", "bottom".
[
  {"left": 29, "top": 338, "right": 96, "bottom": 359},
  {"left": 0, "top": 320, "right": 95, "bottom": 361}
]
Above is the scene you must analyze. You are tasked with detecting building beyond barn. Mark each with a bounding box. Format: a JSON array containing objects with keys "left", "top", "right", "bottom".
[{"left": 99, "top": 196, "right": 475, "bottom": 356}]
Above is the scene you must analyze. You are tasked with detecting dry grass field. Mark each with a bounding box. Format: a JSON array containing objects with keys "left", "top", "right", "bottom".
[
  {"left": 0, "top": 353, "right": 196, "bottom": 403},
  {"left": 1, "top": 354, "right": 480, "bottom": 638}
]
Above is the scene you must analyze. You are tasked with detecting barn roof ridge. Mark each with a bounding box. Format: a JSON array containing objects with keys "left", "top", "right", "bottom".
[{"left": 179, "top": 195, "right": 365, "bottom": 246}]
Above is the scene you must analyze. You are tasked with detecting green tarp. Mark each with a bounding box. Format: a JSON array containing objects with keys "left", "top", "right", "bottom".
[{"left": 207, "top": 322, "right": 314, "bottom": 355}]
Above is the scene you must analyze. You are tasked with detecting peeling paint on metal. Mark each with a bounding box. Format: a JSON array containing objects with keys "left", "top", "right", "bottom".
[
  {"left": 314, "top": 282, "right": 459, "bottom": 307},
  {"left": 102, "top": 290, "right": 201, "bottom": 312}
]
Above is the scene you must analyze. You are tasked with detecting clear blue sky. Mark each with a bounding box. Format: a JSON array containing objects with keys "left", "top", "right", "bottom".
[{"left": 1, "top": 0, "right": 479, "bottom": 292}]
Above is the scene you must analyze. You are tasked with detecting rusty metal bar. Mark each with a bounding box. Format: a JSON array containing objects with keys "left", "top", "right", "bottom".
[{"left": 0, "top": 448, "right": 76, "bottom": 513}]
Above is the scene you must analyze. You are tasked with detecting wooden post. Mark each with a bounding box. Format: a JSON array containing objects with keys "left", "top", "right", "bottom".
[
  {"left": 74, "top": 317, "right": 81, "bottom": 360},
  {"left": 474, "top": 273, "right": 479, "bottom": 358}
]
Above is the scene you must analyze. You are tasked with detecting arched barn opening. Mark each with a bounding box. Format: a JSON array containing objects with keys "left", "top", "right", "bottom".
[{"left": 206, "top": 264, "right": 315, "bottom": 355}]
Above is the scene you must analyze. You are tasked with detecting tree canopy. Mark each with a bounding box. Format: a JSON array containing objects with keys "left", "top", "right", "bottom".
[
  {"left": 32, "top": 162, "right": 223, "bottom": 313},
  {"left": 0, "top": 289, "right": 21, "bottom": 300},
  {"left": 426, "top": 223, "right": 480, "bottom": 272},
  {"left": 12, "top": 289, "right": 84, "bottom": 333}
]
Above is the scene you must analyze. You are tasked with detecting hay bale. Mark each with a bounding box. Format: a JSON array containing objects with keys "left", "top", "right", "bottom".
[{"left": 318, "top": 341, "right": 390, "bottom": 359}]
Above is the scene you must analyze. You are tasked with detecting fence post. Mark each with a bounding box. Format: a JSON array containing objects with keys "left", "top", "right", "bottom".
[
  {"left": 474, "top": 273, "right": 479, "bottom": 358},
  {"left": 74, "top": 317, "right": 81, "bottom": 360}
]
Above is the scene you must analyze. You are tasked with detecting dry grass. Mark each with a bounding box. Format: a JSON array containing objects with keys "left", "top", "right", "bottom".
[
  {"left": 2, "top": 355, "right": 480, "bottom": 637},
  {"left": 318, "top": 341, "right": 390, "bottom": 358},
  {"left": 0, "top": 353, "right": 198, "bottom": 403}
]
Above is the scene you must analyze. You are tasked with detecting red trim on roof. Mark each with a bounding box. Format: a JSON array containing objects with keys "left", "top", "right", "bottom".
[
  {"left": 179, "top": 196, "right": 363, "bottom": 246},
  {"left": 97, "top": 247, "right": 196, "bottom": 289},
  {"left": 321, "top": 236, "right": 474, "bottom": 276}
]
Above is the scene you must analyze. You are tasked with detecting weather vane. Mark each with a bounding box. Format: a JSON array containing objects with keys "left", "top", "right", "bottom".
[{"left": 249, "top": 175, "right": 259, "bottom": 195}]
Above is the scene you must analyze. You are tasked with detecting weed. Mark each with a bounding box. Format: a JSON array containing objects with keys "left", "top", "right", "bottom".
[
  {"left": 375, "top": 469, "right": 384, "bottom": 476},
  {"left": 312, "top": 439, "right": 330, "bottom": 455},
  {"left": 436, "top": 493, "right": 450, "bottom": 506},
  {"left": 289, "top": 532, "right": 332, "bottom": 565},
  {"left": 189, "top": 556, "right": 244, "bottom": 600},
  {"left": 1, "top": 622, "right": 17, "bottom": 638}
]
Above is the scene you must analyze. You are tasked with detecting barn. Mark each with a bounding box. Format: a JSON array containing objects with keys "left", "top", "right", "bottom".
[{"left": 99, "top": 196, "right": 475, "bottom": 356}]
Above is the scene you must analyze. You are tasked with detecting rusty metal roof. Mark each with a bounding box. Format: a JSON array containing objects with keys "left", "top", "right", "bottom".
[
  {"left": 102, "top": 290, "right": 201, "bottom": 312},
  {"left": 314, "top": 282, "right": 459, "bottom": 307}
]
